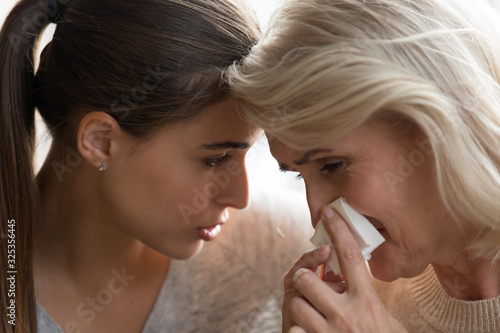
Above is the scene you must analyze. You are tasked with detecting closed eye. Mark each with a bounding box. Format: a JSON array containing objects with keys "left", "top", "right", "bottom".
[
  {"left": 320, "top": 162, "right": 344, "bottom": 173},
  {"left": 279, "top": 164, "right": 303, "bottom": 180}
]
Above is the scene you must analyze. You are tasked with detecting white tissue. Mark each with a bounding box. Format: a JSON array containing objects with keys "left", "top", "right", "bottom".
[{"left": 310, "top": 197, "right": 385, "bottom": 275}]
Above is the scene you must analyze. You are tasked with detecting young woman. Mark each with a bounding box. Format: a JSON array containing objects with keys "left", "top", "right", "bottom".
[
  {"left": 228, "top": 0, "right": 500, "bottom": 331},
  {"left": 0, "top": 0, "right": 310, "bottom": 332}
]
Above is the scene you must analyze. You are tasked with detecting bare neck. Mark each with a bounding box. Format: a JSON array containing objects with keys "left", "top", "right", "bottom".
[
  {"left": 432, "top": 253, "right": 500, "bottom": 301},
  {"left": 34, "top": 150, "right": 168, "bottom": 287}
]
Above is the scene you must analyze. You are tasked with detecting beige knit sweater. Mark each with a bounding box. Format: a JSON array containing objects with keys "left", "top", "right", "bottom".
[{"left": 372, "top": 266, "right": 500, "bottom": 333}]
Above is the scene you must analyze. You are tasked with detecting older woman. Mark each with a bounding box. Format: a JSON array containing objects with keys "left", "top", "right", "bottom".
[{"left": 228, "top": 0, "right": 500, "bottom": 332}]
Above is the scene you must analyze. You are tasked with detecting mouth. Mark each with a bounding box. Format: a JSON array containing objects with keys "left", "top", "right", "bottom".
[
  {"left": 312, "top": 214, "right": 385, "bottom": 231},
  {"left": 367, "top": 217, "right": 385, "bottom": 232},
  {"left": 196, "top": 224, "right": 222, "bottom": 241},
  {"left": 195, "top": 209, "right": 231, "bottom": 242}
]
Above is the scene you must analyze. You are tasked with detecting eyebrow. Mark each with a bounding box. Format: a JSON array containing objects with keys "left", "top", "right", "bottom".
[
  {"left": 293, "top": 149, "right": 332, "bottom": 165},
  {"left": 200, "top": 141, "right": 250, "bottom": 150}
]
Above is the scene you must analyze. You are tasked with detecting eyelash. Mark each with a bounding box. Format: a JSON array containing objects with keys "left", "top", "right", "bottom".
[
  {"left": 320, "top": 162, "right": 344, "bottom": 173},
  {"left": 295, "top": 162, "right": 344, "bottom": 180},
  {"left": 206, "top": 155, "right": 232, "bottom": 168}
]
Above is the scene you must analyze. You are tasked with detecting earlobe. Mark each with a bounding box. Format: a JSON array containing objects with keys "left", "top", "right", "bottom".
[{"left": 77, "top": 112, "right": 118, "bottom": 170}]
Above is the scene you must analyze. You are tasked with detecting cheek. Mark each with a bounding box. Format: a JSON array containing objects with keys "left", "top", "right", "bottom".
[
  {"left": 103, "top": 153, "right": 205, "bottom": 223},
  {"left": 342, "top": 168, "right": 430, "bottom": 251},
  {"left": 137, "top": 163, "right": 211, "bottom": 219},
  {"left": 341, "top": 168, "right": 388, "bottom": 211}
]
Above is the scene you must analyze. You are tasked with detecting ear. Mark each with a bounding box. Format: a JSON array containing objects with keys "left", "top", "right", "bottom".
[{"left": 77, "top": 112, "right": 119, "bottom": 170}]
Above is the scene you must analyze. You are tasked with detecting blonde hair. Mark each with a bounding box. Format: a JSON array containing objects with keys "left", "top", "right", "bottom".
[{"left": 228, "top": 0, "right": 500, "bottom": 260}]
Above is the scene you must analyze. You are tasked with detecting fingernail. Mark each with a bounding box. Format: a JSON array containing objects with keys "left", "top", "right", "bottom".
[
  {"left": 322, "top": 206, "right": 334, "bottom": 219},
  {"left": 293, "top": 268, "right": 308, "bottom": 283},
  {"left": 318, "top": 244, "right": 332, "bottom": 255}
]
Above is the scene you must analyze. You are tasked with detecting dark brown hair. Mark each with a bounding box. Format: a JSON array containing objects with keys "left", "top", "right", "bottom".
[{"left": 0, "top": 0, "right": 259, "bottom": 331}]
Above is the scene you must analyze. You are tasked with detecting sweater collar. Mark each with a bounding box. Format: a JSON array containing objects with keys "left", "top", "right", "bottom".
[{"left": 410, "top": 266, "right": 500, "bottom": 333}]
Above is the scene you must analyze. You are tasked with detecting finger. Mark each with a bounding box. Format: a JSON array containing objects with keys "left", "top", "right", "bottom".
[
  {"left": 284, "top": 245, "right": 332, "bottom": 290},
  {"left": 324, "top": 281, "right": 346, "bottom": 294},
  {"left": 282, "top": 287, "right": 303, "bottom": 332},
  {"left": 321, "top": 205, "right": 373, "bottom": 293},
  {"left": 288, "top": 294, "right": 326, "bottom": 333},
  {"left": 292, "top": 267, "right": 341, "bottom": 319},
  {"left": 288, "top": 325, "right": 307, "bottom": 333}
]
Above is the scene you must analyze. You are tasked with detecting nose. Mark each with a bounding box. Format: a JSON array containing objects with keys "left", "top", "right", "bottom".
[
  {"left": 215, "top": 161, "right": 249, "bottom": 210},
  {"left": 305, "top": 180, "right": 339, "bottom": 228}
]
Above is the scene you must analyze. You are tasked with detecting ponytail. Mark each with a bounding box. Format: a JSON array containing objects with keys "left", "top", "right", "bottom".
[{"left": 0, "top": 1, "right": 54, "bottom": 331}]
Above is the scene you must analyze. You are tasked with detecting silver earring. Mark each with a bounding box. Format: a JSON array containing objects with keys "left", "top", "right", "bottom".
[{"left": 98, "top": 163, "right": 107, "bottom": 172}]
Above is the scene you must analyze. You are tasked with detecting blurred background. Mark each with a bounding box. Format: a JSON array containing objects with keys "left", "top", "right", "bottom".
[{"left": 1, "top": 0, "right": 499, "bottom": 198}]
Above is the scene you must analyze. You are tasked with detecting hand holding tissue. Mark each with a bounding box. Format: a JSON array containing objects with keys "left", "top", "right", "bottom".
[{"left": 310, "top": 197, "right": 385, "bottom": 276}]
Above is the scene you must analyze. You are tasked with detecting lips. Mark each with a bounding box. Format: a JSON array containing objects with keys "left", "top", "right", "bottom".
[
  {"left": 220, "top": 208, "right": 230, "bottom": 223},
  {"left": 367, "top": 217, "right": 385, "bottom": 231},
  {"left": 196, "top": 224, "right": 221, "bottom": 241},
  {"left": 195, "top": 209, "right": 230, "bottom": 241}
]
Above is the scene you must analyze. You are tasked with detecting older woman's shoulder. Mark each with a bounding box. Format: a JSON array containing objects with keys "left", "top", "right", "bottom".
[{"left": 371, "top": 266, "right": 500, "bottom": 333}]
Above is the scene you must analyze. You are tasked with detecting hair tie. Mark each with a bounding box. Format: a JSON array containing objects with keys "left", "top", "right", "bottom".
[{"left": 48, "top": 0, "right": 62, "bottom": 24}]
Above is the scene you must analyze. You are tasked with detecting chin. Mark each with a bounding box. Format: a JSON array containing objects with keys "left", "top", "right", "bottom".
[
  {"left": 151, "top": 239, "right": 204, "bottom": 261},
  {"left": 170, "top": 241, "right": 204, "bottom": 260},
  {"left": 370, "top": 266, "right": 397, "bottom": 282},
  {"left": 369, "top": 257, "right": 429, "bottom": 282},
  {"left": 368, "top": 257, "right": 404, "bottom": 282}
]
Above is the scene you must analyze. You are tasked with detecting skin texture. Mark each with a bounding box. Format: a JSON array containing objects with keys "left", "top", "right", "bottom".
[
  {"left": 34, "top": 99, "right": 262, "bottom": 333},
  {"left": 274, "top": 120, "right": 500, "bottom": 332},
  {"left": 274, "top": 120, "right": 460, "bottom": 282}
]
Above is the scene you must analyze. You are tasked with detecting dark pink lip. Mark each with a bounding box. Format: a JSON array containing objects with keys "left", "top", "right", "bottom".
[{"left": 196, "top": 224, "right": 221, "bottom": 241}]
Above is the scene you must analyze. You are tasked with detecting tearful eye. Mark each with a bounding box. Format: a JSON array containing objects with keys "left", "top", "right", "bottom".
[
  {"left": 206, "top": 155, "right": 232, "bottom": 167},
  {"left": 320, "top": 162, "right": 344, "bottom": 173}
]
